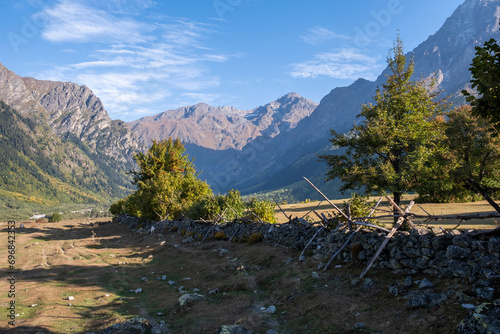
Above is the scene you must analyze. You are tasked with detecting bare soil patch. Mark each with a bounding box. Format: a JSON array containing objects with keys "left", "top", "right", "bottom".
[{"left": 0, "top": 217, "right": 487, "bottom": 333}]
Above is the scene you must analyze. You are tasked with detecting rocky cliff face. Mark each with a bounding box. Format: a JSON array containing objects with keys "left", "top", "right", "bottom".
[
  {"left": 129, "top": 92, "right": 318, "bottom": 150},
  {"left": 0, "top": 62, "right": 143, "bottom": 204}
]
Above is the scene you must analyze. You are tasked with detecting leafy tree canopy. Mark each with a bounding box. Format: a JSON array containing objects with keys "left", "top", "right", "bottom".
[{"left": 462, "top": 37, "right": 500, "bottom": 132}]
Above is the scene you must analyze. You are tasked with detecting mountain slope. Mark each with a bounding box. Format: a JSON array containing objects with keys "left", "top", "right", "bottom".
[{"left": 0, "top": 62, "right": 143, "bottom": 212}]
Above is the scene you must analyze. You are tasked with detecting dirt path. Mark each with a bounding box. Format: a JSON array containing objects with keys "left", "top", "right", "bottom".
[{"left": 0, "top": 218, "right": 476, "bottom": 333}]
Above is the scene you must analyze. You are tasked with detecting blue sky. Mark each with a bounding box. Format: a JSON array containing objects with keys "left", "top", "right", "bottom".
[{"left": 0, "top": 0, "right": 465, "bottom": 121}]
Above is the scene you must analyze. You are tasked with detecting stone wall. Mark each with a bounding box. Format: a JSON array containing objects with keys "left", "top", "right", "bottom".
[{"left": 114, "top": 216, "right": 500, "bottom": 282}]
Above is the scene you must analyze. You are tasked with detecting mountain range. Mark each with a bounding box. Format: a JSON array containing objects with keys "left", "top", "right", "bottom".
[{"left": 0, "top": 0, "right": 498, "bottom": 214}]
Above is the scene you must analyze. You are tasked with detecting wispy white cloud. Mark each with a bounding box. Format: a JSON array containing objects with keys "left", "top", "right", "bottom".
[
  {"left": 35, "top": 1, "right": 230, "bottom": 120},
  {"left": 290, "top": 48, "right": 382, "bottom": 80},
  {"left": 300, "top": 26, "right": 351, "bottom": 45},
  {"left": 41, "top": 1, "right": 153, "bottom": 43}
]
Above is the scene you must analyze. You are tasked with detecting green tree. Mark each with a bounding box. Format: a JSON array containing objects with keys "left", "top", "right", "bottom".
[
  {"left": 418, "top": 105, "right": 500, "bottom": 202},
  {"left": 462, "top": 37, "right": 500, "bottom": 132},
  {"left": 127, "top": 138, "right": 212, "bottom": 220},
  {"left": 319, "top": 36, "right": 449, "bottom": 213}
]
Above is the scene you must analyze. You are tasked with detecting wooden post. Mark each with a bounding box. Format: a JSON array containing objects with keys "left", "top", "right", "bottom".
[
  {"left": 299, "top": 226, "right": 324, "bottom": 260},
  {"left": 359, "top": 201, "right": 414, "bottom": 278},
  {"left": 467, "top": 178, "right": 500, "bottom": 214},
  {"left": 386, "top": 196, "right": 416, "bottom": 229},
  {"left": 323, "top": 198, "right": 382, "bottom": 272},
  {"left": 274, "top": 197, "right": 292, "bottom": 221}
]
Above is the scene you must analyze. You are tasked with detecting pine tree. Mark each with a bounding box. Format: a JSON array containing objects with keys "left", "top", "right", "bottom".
[{"left": 319, "top": 36, "right": 449, "bottom": 215}]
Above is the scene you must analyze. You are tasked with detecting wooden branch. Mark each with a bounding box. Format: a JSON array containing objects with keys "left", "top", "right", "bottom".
[
  {"left": 385, "top": 196, "right": 416, "bottom": 229},
  {"left": 360, "top": 201, "right": 414, "bottom": 278},
  {"left": 299, "top": 226, "right": 324, "bottom": 260},
  {"left": 303, "top": 177, "right": 353, "bottom": 223},
  {"left": 201, "top": 225, "right": 214, "bottom": 242},
  {"left": 229, "top": 222, "right": 244, "bottom": 242},
  {"left": 274, "top": 197, "right": 292, "bottom": 221},
  {"left": 352, "top": 221, "right": 390, "bottom": 233},
  {"left": 300, "top": 200, "right": 324, "bottom": 220},
  {"left": 467, "top": 178, "right": 500, "bottom": 214},
  {"left": 323, "top": 225, "right": 362, "bottom": 272},
  {"left": 323, "top": 198, "right": 382, "bottom": 272}
]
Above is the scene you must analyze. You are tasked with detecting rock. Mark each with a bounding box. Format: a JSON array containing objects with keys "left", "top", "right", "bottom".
[
  {"left": 299, "top": 255, "right": 306, "bottom": 262},
  {"left": 446, "top": 245, "right": 472, "bottom": 260},
  {"left": 265, "top": 305, "right": 276, "bottom": 314},
  {"left": 168, "top": 280, "right": 177, "bottom": 285},
  {"left": 182, "top": 236, "right": 194, "bottom": 244},
  {"left": 266, "top": 330, "right": 279, "bottom": 334},
  {"left": 405, "top": 293, "right": 447, "bottom": 309},
  {"left": 350, "top": 278, "right": 361, "bottom": 286},
  {"left": 389, "top": 282, "right": 401, "bottom": 296},
  {"left": 404, "top": 276, "right": 413, "bottom": 287},
  {"left": 476, "top": 287, "right": 495, "bottom": 301},
  {"left": 452, "top": 235, "right": 474, "bottom": 248},
  {"left": 67, "top": 296, "right": 75, "bottom": 301},
  {"left": 432, "top": 237, "right": 451, "bottom": 251},
  {"left": 405, "top": 294, "right": 429, "bottom": 309},
  {"left": 215, "top": 324, "right": 253, "bottom": 334},
  {"left": 448, "top": 259, "right": 472, "bottom": 278},
  {"left": 456, "top": 299, "right": 500, "bottom": 334},
  {"left": 219, "top": 248, "right": 230, "bottom": 256},
  {"left": 312, "top": 272, "right": 320, "bottom": 279},
  {"left": 488, "top": 237, "right": 500, "bottom": 258},
  {"left": 462, "top": 303, "right": 476, "bottom": 310},
  {"left": 134, "top": 288, "right": 143, "bottom": 293},
  {"left": 456, "top": 291, "right": 475, "bottom": 303},
  {"left": 419, "top": 278, "right": 434, "bottom": 289},
  {"left": 100, "top": 317, "right": 153, "bottom": 334},
  {"left": 352, "top": 322, "right": 366, "bottom": 330},
  {"left": 178, "top": 293, "right": 204, "bottom": 307},
  {"left": 208, "top": 288, "right": 220, "bottom": 295},
  {"left": 363, "top": 278, "right": 375, "bottom": 289},
  {"left": 285, "top": 257, "right": 293, "bottom": 265}
]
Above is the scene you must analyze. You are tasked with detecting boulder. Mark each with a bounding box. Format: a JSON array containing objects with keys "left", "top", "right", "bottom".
[
  {"left": 178, "top": 293, "right": 204, "bottom": 307},
  {"left": 215, "top": 324, "right": 253, "bottom": 334}
]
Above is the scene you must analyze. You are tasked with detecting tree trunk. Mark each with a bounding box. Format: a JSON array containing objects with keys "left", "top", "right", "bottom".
[{"left": 393, "top": 191, "right": 401, "bottom": 224}]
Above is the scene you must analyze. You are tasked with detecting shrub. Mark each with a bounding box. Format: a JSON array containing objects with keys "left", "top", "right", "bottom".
[
  {"left": 246, "top": 198, "right": 277, "bottom": 224},
  {"left": 193, "top": 189, "right": 246, "bottom": 221},
  {"left": 336, "top": 193, "right": 379, "bottom": 226},
  {"left": 214, "top": 231, "right": 228, "bottom": 240},
  {"left": 49, "top": 212, "right": 63, "bottom": 222}
]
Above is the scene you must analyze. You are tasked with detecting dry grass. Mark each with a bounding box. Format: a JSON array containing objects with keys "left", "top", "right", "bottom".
[
  {"left": 275, "top": 195, "right": 500, "bottom": 230},
  {"left": 0, "top": 216, "right": 489, "bottom": 333}
]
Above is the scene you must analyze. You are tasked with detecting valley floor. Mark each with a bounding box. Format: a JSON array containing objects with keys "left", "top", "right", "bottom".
[{"left": 0, "top": 217, "right": 491, "bottom": 333}]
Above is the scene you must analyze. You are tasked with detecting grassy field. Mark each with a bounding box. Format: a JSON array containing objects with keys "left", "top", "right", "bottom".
[{"left": 275, "top": 194, "right": 500, "bottom": 230}]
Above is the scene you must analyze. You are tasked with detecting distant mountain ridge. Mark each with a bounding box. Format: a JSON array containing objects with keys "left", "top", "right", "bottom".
[{"left": 129, "top": 92, "right": 318, "bottom": 150}]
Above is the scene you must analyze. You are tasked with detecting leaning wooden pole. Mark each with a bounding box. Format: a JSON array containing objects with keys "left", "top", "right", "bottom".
[
  {"left": 359, "top": 201, "right": 414, "bottom": 278},
  {"left": 467, "top": 178, "right": 500, "bottom": 214},
  {"left": 323, "top": 198, "right": 382, "bottom": 272},
  {"left": 303, "top": 177, "right": 351, "bottom": 223}
]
